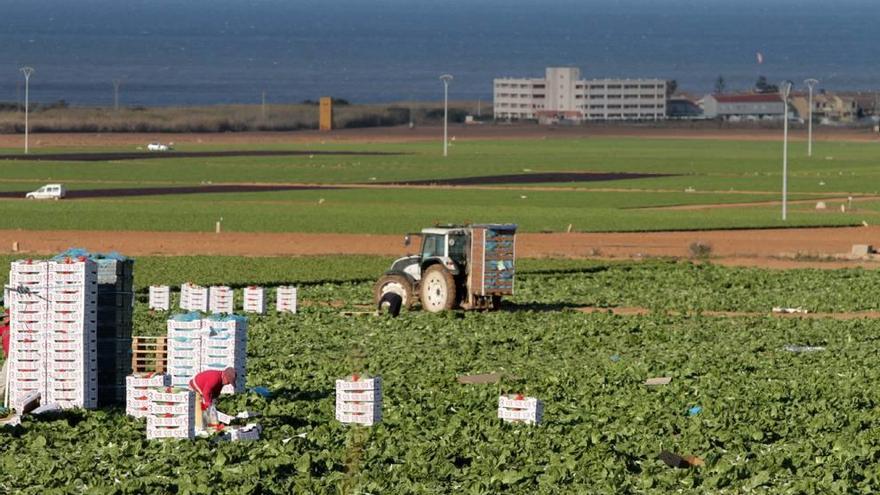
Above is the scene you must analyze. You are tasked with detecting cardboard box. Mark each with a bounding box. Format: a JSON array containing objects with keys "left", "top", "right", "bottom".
[
  {"left": 335, "top": 375, "right": 382, "bottom": 425},
  {"left": 335, "top": 411, "right": 382, "bottom": 426},
  {"left": 146, "top": 422, "right": 195, "bottom": 440},
  {"left": 243, "top": 287, "right": 265, "bottom": 314},
  {"left": 276, "top": 286, "right": 298, "bottom": 313},
  {"left": 149, "top": 286, "right": 171, "bottom": 311},
  {"left": 497, "top": 395, "right": 543, "bottom": 425}
]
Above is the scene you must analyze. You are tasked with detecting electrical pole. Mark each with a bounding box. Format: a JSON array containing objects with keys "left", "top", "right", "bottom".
[
  {"left": 804, "top": 78, "right": 818, "bottom": 157},
  {"left": 440, "top": 74, "right": 453, "bottom": 157},
  {"left": 261, "top": 90, "right": 266, "bottom": 120},
  {"left": 20, "top": 67, "right": 34, "bottom": 154},
  {"left": 113, "top": 79, "right": 122, "bottom": 111},
  {"left": 780, "top": 80, "right": 792, "bottom": 221}
]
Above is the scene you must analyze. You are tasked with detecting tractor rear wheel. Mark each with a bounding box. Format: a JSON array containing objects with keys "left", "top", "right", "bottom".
[
  {"left": 420, "top": 265, "right": 456, "bottom": 313},
  {"left": 374, "top": 274, "right": 414, "bottom": 309}
]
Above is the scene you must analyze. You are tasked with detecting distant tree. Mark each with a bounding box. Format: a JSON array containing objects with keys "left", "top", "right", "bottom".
[
  {"left": 755, "top": 75, "right": 778, "bottom": 94},
  {"left": 666, "top": 80, "right": 678, "bottom": 98},
  {"left": 714, "top": 75, "right": 726, "bottom": 94}
]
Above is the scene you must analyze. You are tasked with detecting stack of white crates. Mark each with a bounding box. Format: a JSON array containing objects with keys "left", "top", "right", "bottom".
[
  {"left": 276, "top": 286, "right": 297, "bottom": 314},
  {"left": 7, "top": 260, "right": 49, "bottom": 409},
  {"left": 167, "top": 313, "right": 203, "bottom": 389},
  {"left": 243, "top": 286, "right": 265, "bottom": 314},
  {"left": 148, "top": 286, "right": 170, "bottom": 311},
  {"left": 335, "top": 375, "right": 382, "bottom": 426},
  {"left": 146, "top": 386, "right": 196, "bottom": 440},
  {"left": 125, "top": 372, "right": 169, "bottom": 418},
  {"left": 208, "top": 286, "right": 234, "bottom": 314},
  {"left": 46, "top": 258, "right": 98, "bottom": 409},
  {"left": 497, "top": 394, "right": 543, "bottom": 425},
  {"left": 201, "top": 315, "right": 247, "bottom": 394},
  {"left": 180, "top": 283, "right": 208, "bottom": 312}
]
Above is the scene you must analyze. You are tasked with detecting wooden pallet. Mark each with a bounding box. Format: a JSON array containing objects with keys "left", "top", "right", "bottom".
[{"left": 131, "top": 336, "right": 168, "bottom": 374}]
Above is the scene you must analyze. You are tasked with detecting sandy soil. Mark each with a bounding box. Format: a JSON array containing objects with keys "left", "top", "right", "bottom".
[
  {"left": 0, "top": 125, "right": 877, "bottom": 148},
  {"left": 2, "top": 226, "right": 879, "bottom": 270}
]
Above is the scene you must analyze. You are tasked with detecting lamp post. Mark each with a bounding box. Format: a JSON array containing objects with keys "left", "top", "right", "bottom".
[
  {"left": 440, "top": 74, "right": 453, "bottom": 157},
  {"left": 804, "top": 78, "right": 818, "bottom": 157},
  {"left": 780, "top": 80, "right": 793, "bottom": 221},
  {"left": 20, "top": 67, "right": 34, "bottom": 154},
  {"left": 112, "top": 79, "right": 122, "bottom": 111}
]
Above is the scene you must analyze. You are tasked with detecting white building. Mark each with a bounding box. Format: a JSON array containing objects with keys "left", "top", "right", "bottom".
[
  {"left": 701, "top": 94, "right": 785, "bottom": 120},
  {"left": 494, "top": 67, "right": 667, "bottom": 122}
]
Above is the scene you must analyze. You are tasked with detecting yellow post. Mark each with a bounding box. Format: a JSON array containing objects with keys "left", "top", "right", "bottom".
[{"left": 319, "top": 97, "right": 333, "bottom": 131}]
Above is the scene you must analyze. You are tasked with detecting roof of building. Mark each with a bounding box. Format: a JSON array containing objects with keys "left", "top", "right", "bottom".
[{"left": 712, "top": 94, "right": 782, "bottom": 103}]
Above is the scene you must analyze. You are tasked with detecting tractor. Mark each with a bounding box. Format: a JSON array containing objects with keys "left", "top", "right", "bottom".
[{"left": 373, "top": 224, "right": 517, "bottom": 312}]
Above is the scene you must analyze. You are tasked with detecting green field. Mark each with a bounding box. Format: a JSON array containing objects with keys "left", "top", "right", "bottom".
[
  {"left": 1, "top": 256, "right": 880, "bottom": 493},
  {"left": 0, "top": 137, "right": 876, "bottom": 233}
]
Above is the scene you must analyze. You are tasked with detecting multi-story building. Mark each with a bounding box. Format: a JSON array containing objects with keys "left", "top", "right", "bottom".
[{"left": 493, "top": 67, "right": 667, "bottom": 122}]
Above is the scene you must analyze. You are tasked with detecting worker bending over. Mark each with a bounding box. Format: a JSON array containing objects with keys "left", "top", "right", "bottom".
[{"left": 189, "top": 367, "right": 236, "bottom": 429}]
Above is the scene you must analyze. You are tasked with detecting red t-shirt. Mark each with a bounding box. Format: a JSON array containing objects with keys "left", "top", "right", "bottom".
[
  {"left": 189, "top": 370, "right": 224, "bottom": 409},
  {"left": 0, "top": 325, "right": 9, "bottom": 358}
]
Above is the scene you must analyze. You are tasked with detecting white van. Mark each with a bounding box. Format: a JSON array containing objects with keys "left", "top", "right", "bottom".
[{"left": 26, "top": 184, "right": 66, "bottom": 200}]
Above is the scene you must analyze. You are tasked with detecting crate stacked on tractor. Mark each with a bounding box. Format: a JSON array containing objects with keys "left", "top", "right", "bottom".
[
  {"left": 497, "top": 394, "right": 543, "bottom": 425},
  {"left": 335, "top": 375, "right": 382, "bottom": 426},
  {"left": 7, "top": 260, "right": 50, "bottom": 409},
  {"left": 243, "top": 286, "right": 265, "bottom": 314},
  {"left": 276, "top": 286, "right": 297, "bottom": 313},
  {"left": 45, "top": 258, "right": 99, "bottom": 409},
  {"left": 180, "top": 283, "right": 208, "bottom": 312},
  {"left": 146, "top": 386, "right": 196, "bottom": 440},
  {"left": 200, "top": 314, "right": 247, "bottom": 394},
  {"left": 149, "top": 286, "right": 170, "bottom": 311},
  {"left": 166, "top": 313, "right": 203, "bottom": 388},
  {"left": 126, "top": 372, "right": 169, "bottom": 418},
  {"left": 209, "top": 286, "right": 234, "bottom": 314}
]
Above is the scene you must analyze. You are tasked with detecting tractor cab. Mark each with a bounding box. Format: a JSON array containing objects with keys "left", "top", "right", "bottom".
[{"left": 375, "top": 223, "right": 517, "bottom": 313}]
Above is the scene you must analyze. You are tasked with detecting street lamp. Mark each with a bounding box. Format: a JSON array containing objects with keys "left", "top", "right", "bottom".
[
  {"left": 20, "top": 67, "right": 34, "bottom": 154},
  {"left": 780, "top": 80, "right": 793, "bottom": 221},
  {"left": 113, "top": 79, "right": 123, "bottom": 111},
  {"left": 440, "top": 74, "right": 453, "bottom": 157},
  {"left": 804, "top": 78, "right": 819, "bottom": 157}
]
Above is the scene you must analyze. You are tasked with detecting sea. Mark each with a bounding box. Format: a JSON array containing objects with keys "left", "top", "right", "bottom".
[{"left": 0, "top": 0, "right": 878, "bottom": 107}]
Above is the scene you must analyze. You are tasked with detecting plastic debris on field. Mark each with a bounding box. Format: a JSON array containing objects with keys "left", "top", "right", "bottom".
[{"left": 783, "top": 344, "right": 826, "bottom": 353}]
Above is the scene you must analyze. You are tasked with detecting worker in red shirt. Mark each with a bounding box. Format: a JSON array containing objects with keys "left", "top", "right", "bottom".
[
  {"left": 188, "top": 367, "right": 236, "bottom": 429},
  {"left": 0, "top": 309, "right": 10, "bottom": 400}
]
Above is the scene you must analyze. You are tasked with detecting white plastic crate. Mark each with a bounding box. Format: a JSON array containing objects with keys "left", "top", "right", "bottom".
[
  {"left": 146, "top": 386, "right": 196, "bottom": 439},
  {"left": 335, "top": 375, "right": 382, "bottom": 426},
  {"left": 497, "top": 395, "right": 543, "bottom": 425},
  {"left": 243, "top": 286, "right": 265, "bottom": 314},
  {"left": 149, "top": 286, "right": 171, "bottom": 311},
  {"left": 275, "top": 286, "right": 297, "bottom": 314}
]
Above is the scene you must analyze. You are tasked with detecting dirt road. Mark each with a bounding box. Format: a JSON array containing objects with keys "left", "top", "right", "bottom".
[
  {"left": 0, "top": 125, "right": 876, "bottom": 149},
  {"left": 2, "top": 226, "right": 878, "bottom": 269}
]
